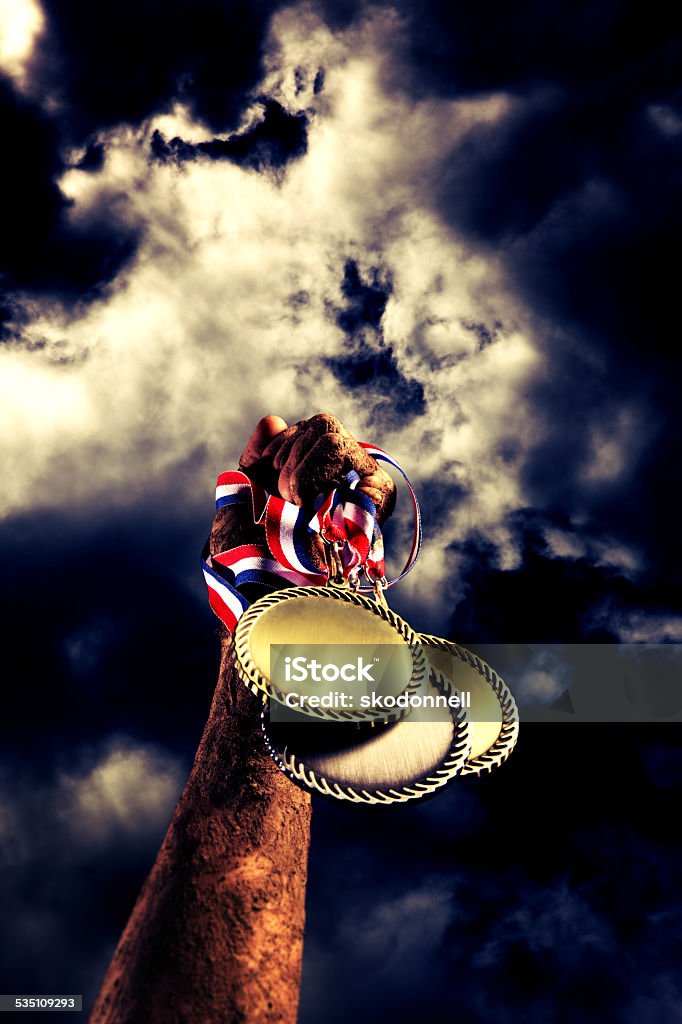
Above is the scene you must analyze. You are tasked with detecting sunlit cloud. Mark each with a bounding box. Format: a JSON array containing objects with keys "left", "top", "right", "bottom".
[
  {"left": 0, "top": 1, "right": 655, "bottom": 637},
  {"left": 0, "top": 0, "right": 44, "bottom": 88},
  {"left": 59, "top": 742, "right": 184, "bottom": 846}
]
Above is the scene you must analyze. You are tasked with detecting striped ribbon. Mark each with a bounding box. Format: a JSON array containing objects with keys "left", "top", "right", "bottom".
[
  {"left": 202, "top": 443, "right": 421, "bottom": 633},
  {"left": 358, "top": 443, "right": 423, "bottom": 588}
]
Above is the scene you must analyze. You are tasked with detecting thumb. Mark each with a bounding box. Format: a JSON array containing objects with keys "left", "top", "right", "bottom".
[{"left": 239, "top": 415, "right": 288, "bottom": 468}]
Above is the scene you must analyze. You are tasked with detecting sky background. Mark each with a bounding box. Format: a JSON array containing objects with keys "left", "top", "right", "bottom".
[{"left": 1, "top": 1, "right": 681, "bottom": 1020}]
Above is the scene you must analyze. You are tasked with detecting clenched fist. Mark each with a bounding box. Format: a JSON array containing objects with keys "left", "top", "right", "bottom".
[{"left": 210, "top": 413, "right": 396, "bottom": 573}]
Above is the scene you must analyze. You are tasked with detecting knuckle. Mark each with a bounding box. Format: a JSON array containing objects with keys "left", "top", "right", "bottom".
[{"left": 305, "top": 412, "right": 347, "bottom": 435}]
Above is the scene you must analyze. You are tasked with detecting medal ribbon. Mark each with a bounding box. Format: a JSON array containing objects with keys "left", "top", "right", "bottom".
[{"left": 201, "top": 444, "right": 421, "bottom": 633}]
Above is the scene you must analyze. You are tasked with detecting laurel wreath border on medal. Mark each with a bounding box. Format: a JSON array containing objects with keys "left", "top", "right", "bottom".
[
  {"left": 232, "top": 585, "right": 427, "bottom": 724},
  {"left": 260, "top": 701, "right": 471, "bottom": 805},
  {"left": 420, "top": 634, "right": 519, "bottom": 776}
]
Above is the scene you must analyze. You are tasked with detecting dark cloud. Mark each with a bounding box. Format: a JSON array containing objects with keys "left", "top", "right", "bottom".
[
  {"left": 319, "top": 0, "right": 682, "bottom": 100},
  {"left": 443, "top": 507, "right": 682, "bottom": 644},
  {"left": 0, "top": 739, "right": 184, "bottom": 1009},
  {"left": 150, "top": 99, "right": 308, "bottom": 172},
  {"left": 0, "top": 76, "right": 138, "bottom": 327},
  {"left": 379, "top": 1, "right": 682, "bottom": 601},
  {"left": 380, "top": 469, "right": 469, "bottom": 587},
  {"left": 336, "top": 259, "right": 392, "bottom": 334},
  {"left": 436, "top": 92, "right": 611, "bottom": 241},
  {"left": 416, "top": 469, "right": 468, "bottom": 528},
  {"left": 326, "top": 344, "right": 426, "bottom": 427},
  {"left": 518, "top": 353, "right": 682, "bottom": 585},
  {"left": 640, "top": 742, "right": 682, "bottom": 788},
  {"left": 301, "top": 723, "right": 682, "bottom": 1024},
  {"left": 0, "top": 505, "right": 217, "bottom": 767},
  {"left": 301, "top": 3, "right": 682, "bottom": 599},
  {"left": 426, "top": 49, "right": 682, "bottom": 390},
  {"left": 0, "top": 500, "right": 223, "bottom": 1011},
  {"left": 464, "top": 100, "right": 682, "bottom": 364},
  {"left": 75, "top": 141, "right": 106, "bottom": 172},
  {"left": 296, "top": 5, "right": 682, "bottom": 606},
  {"left": 461, "top": 318, "right": 503, "bottom": 353},
  {"left": 2, "top": 0, "right": 285, "bottom": 321},
  {"left": 31, "top": 0, "right": 282, "bottom": 141},
  {"left": 2, "top": 1, "right": 681, "bottom": 1017},
  {"left": 449, "top": 525, "right": 621, "bottom": 644},
  {"left": 325, "top": 259, "right": 426, "bottom": 427},
  {"left": 313, "top": 68, "right": 326, "bottom": 95}
]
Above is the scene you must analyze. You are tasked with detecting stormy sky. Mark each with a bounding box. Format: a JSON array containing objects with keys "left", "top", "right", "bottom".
[{"left": 1, "top": 1, "right": 681, "bottom": 1019}]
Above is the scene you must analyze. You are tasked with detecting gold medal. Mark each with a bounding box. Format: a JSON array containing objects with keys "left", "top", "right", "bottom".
[
  {"left": 210, "top": 442, "right": 518, "bottom": 801},
  {"left": 261, "top": 678, "right": 471, "bottom": 805},
  {"left": 260, "top": 634, "right": 518, "bottom": 803},
  {"left": 420, "top": 635, "right": 519, "bottom": 775},
  {"left": 232, "top": 582, "right": 427, "bottom": 724}
]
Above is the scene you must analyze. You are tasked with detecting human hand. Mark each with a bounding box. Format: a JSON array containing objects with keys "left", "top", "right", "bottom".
[
  {"left": 239, "top": 413, "right": 396, "bottom": 524},
  {"left": 210, "top": 413, "right": 396, "bottom": 570}
]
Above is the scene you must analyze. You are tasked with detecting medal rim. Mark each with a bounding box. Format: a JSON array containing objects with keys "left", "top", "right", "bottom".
[
  {"left": 420, "top": 633, "right": 519, "bottom": 776},
  {"left": 232, "top": 585, "right": 427, "bottom": 724}
]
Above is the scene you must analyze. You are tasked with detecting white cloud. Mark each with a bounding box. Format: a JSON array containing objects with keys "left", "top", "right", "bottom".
[
  {"left": 0, "top": 0, "right": 44, "bottom": 88},
  {"left": 543, "top": 526, "right": 587, "bottom": 560},
  {"left": 543, "top": 526, "right": 642, "bottom": 578},
  {"left": 0, "top": 2, "right": 638, "bottom": 632},
  {"left": 647, "top": 103, "right": 682, "bottom": 138},
  {"left": 0, "top": 740, "right": 184, "bottom": 867},
  {"left": 612, "top": 613, "right": 682, "bottom": 644},
  {"left": 337, "top": 881, "right": 454, "bottom": 969},
  {"left": 515, "top": 648, "right": 571, "bottom": 705},
  {"left": 581, "top": 404, "right": 650, "bottom": 488},
  {"left": 59, "top": 741, "right": 184, "bottom": 846},
  {"left": 0, "top": 739, "right": 183, "bottom": 1003}
]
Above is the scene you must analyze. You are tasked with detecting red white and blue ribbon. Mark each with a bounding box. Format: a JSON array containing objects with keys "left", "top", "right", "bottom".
[
  {"left": 307, "top": 469, "right": 382, "bottom": 578},
  {"left": 358, "top": 443, "right": 422, "bottom": 588},
  {"left": 202, "top": 445, "right": 421, "bottom": 633}
]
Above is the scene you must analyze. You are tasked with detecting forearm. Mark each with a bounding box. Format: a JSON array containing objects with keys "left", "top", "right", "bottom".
[
  {"left": 90, "top": 646, "right": 311, "bottom": 1024},
  {"left": 90, "top": 413, "right": 395, "bottom": 1023}
]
